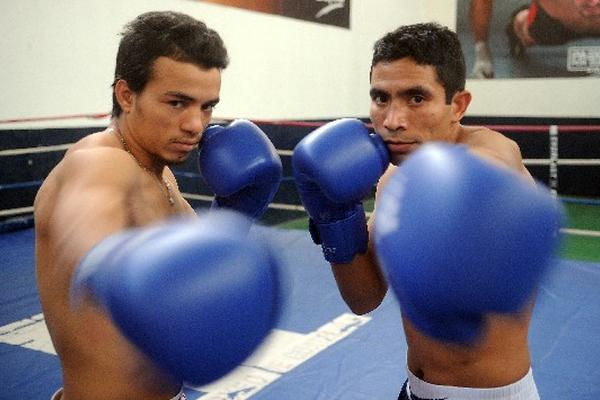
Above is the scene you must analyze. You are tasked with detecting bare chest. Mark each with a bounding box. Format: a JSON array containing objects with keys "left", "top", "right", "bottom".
[{"left": 124, "top": 174, "right": 193, "bottom": 226}]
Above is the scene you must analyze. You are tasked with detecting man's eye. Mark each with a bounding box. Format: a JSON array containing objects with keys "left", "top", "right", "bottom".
[
  {"left": 411, "top": 95, "right": 425, "bottom": 104},
  {"left": 169, "top": 100, "right": 185, "bottom": 108},
  {"left": 373, "top": 95, "right": 388, "bottom": 105},
  {"left": 202, "top": 103, "right": 216, "bottom": 111}
]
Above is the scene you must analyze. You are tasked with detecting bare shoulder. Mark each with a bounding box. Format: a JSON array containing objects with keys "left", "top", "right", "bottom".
[
  {"left": 35, "top": 131, "right": 131, "bottom": 206},
  {"left": 35, "top": 144, "right": 141, "bottom": 229},
  {"left": 61, "top": 130, "right": 133, "bottom": 178},
  {"left": 459, "top": 125, "right": 530, "bottom": 180},
  {"left": 34, "top": 145, "right": 145, "bottom": 265},
  {"left": 60, "top": 145, "right": 137, "bottom": 185},
  {"left": 38, "top": 129, "right": 130, "bottom": 188},
  {"left": 460, "top": 125, "right": 515, "bottom": 148}
]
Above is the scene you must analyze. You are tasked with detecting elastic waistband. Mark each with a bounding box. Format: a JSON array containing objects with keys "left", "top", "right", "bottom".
[{"left": 406, "top": 367, "right": 540, "bottom": 400}]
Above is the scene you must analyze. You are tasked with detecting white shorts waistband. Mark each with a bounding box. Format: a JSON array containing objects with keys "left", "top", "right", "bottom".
[{"left": 406, "top": 367, "right": 540, "bottom": 400}]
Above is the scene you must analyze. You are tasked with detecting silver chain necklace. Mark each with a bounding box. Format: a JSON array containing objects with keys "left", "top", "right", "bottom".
[{"left": 109, "top": 127, "right": 175, "bottom": 207}]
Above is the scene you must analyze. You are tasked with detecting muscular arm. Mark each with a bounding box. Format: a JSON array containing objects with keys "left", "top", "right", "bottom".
[
  {"left": 35, "top": 143, "right": 201, "bottom": 398},
  {"left": 330, "top": 240, "right": 386, "bottom": 315},
  {"left": 330, "top": 165, "right": 397, "bottom": 315},
  {"left": 47, "top": 149, "right": 138, "bottom": 275},
  {"left": 34, "top": 146, "right": 149, "bottom": 371}
]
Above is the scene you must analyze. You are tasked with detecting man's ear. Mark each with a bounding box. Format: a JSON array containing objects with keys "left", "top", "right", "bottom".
[
  {"left": 450, "top": 90, "right": 472, "bottom": 123},
  {"left": 114, "top": 79, "right": 135, "bottom": 114}
]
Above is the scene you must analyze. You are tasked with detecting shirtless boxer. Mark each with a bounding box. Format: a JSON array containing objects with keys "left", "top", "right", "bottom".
[
  {"left": 35, "top": 11, "right": 282, "bottom": 400},
  {"left": 292, "top": 23, "right": 562, "bottom": 399}
]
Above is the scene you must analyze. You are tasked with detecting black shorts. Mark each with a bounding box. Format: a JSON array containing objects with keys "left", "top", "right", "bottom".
[
  {"left": 397, "top": 379, "right": 443, "bottom": 400},
  {"left": 398, "top": 380, "right": 411, "bottom": 400}
]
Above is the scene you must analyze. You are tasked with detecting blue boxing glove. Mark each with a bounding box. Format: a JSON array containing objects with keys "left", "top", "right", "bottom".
[
  {"left": 292, "top": 118, "right": 389, "bottom": 264},
  {"left": 71, "top": 210, "right": 281, "bottom": 385},
  {"left": 198, "top": 119, "right": 283, "bottom": 219},
  {"left": 374, "top": 143, "right": 564, "bottom": 343}
]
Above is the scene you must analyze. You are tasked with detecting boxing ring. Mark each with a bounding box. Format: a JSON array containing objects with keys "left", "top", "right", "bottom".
[{"left": 1, "top": 116, "right": 600, "bottom": 399}]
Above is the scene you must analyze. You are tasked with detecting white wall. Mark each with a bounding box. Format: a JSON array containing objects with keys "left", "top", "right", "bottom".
[{"left": 0, "top": 0, "right": 598, "bottom": 130}]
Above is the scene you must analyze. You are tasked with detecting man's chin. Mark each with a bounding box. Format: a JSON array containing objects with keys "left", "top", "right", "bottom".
[
  {"left": 166, "top": 154, "right": 190, "bottom": 166},
  {"left": 390, "top": 153, "right": 409, "bottom": 166}
]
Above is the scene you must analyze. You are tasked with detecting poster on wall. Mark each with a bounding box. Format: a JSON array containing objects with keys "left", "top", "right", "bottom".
[
  {"left": 456, "top": 0, "right": 600, "bottom": 79},
  {"left": 198, "top": 0, "right": 351, "bottom": 28}
]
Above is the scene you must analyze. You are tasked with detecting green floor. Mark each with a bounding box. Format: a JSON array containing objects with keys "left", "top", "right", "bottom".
[
  {"left": 560, "top": 200, "right": 600, "bottom": 262},
  {"left": 277, "top": 197, "right": 600, "bottom": 263}
]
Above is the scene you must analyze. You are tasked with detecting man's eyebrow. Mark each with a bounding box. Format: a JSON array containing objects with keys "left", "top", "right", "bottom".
[
  {"left": 165, "top": 91, "right": 220, "bottom": 106},
  {"left": 165, "top": 91, "right": 196, "bottom": 102},
  {"left": 369, "top": 88, "right": 388, "bottom": 98},
  {"left": 402, "top": 85, "right": 432, "bottom": 97},
  {"left": 202, "top": 98, "right": 220, "bottom": 107}
]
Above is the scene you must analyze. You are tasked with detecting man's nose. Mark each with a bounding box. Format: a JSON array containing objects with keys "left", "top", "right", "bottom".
[
  {"left": 182, "top": 109, "right": 208, "bottom": 137},
  {"left": 383, "top": 103, "right": 408, "bottom": 133}
]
